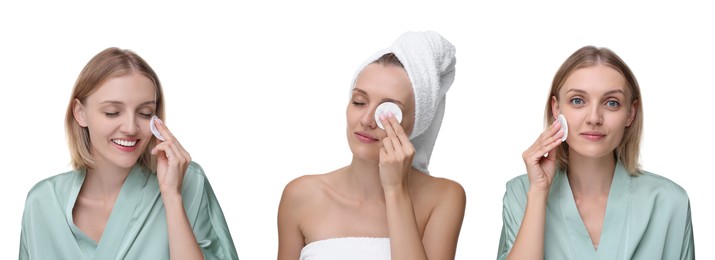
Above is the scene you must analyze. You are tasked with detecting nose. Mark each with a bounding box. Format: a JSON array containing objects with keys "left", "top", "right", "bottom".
[
  {"left": 585, "top": 104, "right": 603, "bottom": 126},
  {"left": 120, "top": 113, "right": 140, "bottom": 135},
  {"left": 360, "top": 105, "right": 378, "bottom": 129}
]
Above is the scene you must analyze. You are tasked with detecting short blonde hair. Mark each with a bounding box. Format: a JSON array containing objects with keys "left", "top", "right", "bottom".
[
  {"left": 65, "top": 47, "right": 164, "bottom": 171},
  {"left": 545, "top": 46, "right": 643, "bottom": 175}
]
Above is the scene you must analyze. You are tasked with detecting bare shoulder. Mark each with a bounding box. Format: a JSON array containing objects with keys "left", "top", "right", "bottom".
[
  {"left": 282, "top": 173, "right": 330, "bottom": 202},
  {"left": 410, "top": 172, "right": 466, "bottom": 207},
  {"left": 280, "top": 169, "right": 345, "bottom": 212}
]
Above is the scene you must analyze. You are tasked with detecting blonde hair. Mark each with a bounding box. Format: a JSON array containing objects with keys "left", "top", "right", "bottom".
[
  {"left": 545, "top": 46, "right": 643, "bottom": 175},
  {"left": 65, "top": 47, "right": 164, "bottom": 171}
]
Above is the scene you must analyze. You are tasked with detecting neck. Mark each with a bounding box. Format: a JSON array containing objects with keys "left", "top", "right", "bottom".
[
  {"left": 83, "top": 160, "right": 132, "bottom": 198},
  {"left": 344, "top": 156, "right": 386, "bottom": 200},
  {"left": 566, "top": 151, "right": 616, "bottom": 197}
]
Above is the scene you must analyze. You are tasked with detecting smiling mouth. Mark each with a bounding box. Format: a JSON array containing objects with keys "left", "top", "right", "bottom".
[{"left": 112, "top": 139, "right": 138, "bottom": 147}]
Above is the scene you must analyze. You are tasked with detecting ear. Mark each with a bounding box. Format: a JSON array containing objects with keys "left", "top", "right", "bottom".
[
  {"left": 551, "top": 96, "right": 560, "bottom": 120},
  {"left": 626, "top": 99, "right": 638, "bottom": 127},
  {"left": 73, "top": 99, "right": 88, "bottom": 127}
]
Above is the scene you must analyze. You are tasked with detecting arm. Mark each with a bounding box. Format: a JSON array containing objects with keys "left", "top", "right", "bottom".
[
  {"left": 505, "top": 119, "right": 563, "bottom": 260},
  {"left": 507, "top": 190, "right": 548, "bottom": 260},
  {"left": 418, "top": 181, "right": 466, "bottom": 260},
  {"left": 380, "top": 116, "right": 466, "bottom": 260},
  {"left": 163, "top": 193, "right": 204, "bottom": 260},
  {"left": 277, "top": 178, "right": 307, "bottom": 260},
  {"left": 183, "top": 165, "right": 239, "bottom": 260},
  {"left": 152, "top": 117, "right": 204, "bottom": 260}
]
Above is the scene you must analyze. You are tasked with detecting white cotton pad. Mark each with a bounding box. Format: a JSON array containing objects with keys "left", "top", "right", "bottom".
[
  {"left": 150, "top": 116, "right": 165, "bottom": 141},
  {"left": 558, "top": 114, "right": 568, "bottom": 142},
  {"left": 375, "top": 102, "right": 403, "bottom": 130}
]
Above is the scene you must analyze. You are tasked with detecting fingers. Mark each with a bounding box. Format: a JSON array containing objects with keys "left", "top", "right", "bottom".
[
  {"left": 151, "top": 118, "right": 191, "bottom": 163},
  {"left": 379, "top": 113, "right": 413, "bottom": 152},
  {"left": 153, "top": 117, "right": 176, "bottom": 141},
  {"left": 523, "top": 120, "right": 564, "bottom": 164}
]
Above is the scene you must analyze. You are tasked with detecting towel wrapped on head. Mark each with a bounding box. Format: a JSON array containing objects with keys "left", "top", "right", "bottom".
[{"left": 350, "top": 31, "right": 456, "bottom": 174}]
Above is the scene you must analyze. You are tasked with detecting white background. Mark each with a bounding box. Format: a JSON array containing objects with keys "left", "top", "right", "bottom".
[{"left": 1, "top": 1, "right": 713, "bottom": 259}]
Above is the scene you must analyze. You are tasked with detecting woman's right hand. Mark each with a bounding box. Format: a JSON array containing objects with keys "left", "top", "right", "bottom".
[{"left": 522, "top": 119, "right": 564, "bottom": 194}]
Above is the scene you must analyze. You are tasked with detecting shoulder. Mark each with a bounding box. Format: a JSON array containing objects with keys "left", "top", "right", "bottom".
[
  {"left": 421, "top": 174, "right": 465, "bottom": 198},
  {"left": 504, "top": 174, "right": 530, "bottom": 197},
  {"left": 23, "top": 169, "right": 79, "bottom": 215},
  {"left": 184, "top": 161, "right": 208, "bottom": 178},
  {"left": 505, "top": 174, "right": 530, "bottom": 190},
  {"left": 632, "top": 170, "right": 690, "bottom": 202},
  {"left": 500, "top": 174, "right": 530, "bottom": 210},
  {"left": 181, "top": 161, "right": 210, "bottom": 186},
  {"left": 278, "top": 172, "right": 335, "bottom": 232},
  {"left": 25, "top": 169, "right": 78, "bottom": 203},
  {"left": 281, "top": 173, "right": 331, "bottom": 206},
  {"left": 411, "top": 172, "right": 466, "bottom": 209},
  {"left": 177, "top": 161, "right": 216, "bottom": 201}
]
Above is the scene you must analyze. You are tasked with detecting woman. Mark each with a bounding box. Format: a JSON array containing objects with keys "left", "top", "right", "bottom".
[
  {"left": 278, "top": 31, "right": 466, "bottom": 260},
  {"left": 497, "top": 46, "right": 695, "bottom": 259},
  {"left": 19, "top": 47, "right": 238, "bottom": 259}
]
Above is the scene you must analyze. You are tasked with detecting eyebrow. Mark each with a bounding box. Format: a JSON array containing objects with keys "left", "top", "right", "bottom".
[
  {"left": 565, "top": 88, "right": 625, "bottom": 96},
  {"left": 352, "top": 88, "right": 407, "bottom": 108},
  {"left": 100, "top": 100, "right": 157, "bottom": 106}
]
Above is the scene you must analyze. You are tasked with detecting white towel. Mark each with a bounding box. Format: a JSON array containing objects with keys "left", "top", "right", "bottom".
[
  {"left": 351, "top": 31, "right": 456, "bottom": 173},
  {"left": 300, "top": 237, "right": 391, "bottom": 260}
]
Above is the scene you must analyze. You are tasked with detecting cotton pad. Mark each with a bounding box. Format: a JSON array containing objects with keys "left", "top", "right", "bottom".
[
  {"left": 375, "top": 102, "right": 403, "bottom": 130},
  {"left": 558, "top": 114, "right": 568, "bottom": 142},
  {"left": 150, "top": 116, "right": 166, "bottom": 141}
]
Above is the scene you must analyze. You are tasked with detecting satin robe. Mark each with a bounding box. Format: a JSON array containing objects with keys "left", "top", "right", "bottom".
[
  {"left": 20, "top": 162, "right": 238, "bottom": 259},
  {"left": 498, "top": 162, "right": 694, "bottom": 260}
]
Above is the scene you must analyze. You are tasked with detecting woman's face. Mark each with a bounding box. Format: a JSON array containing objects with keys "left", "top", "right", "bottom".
[
  {"left": 552, "top": 64, "right": 637, "bottom": 160},
  {"left": 74, "top": 73, "right": 157, "bottom": 170},
  {"left": 347, "top": 63, "right": 415, "bottom": 162}
]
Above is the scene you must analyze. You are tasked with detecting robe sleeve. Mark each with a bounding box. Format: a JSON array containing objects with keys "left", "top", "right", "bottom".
[
  {"left": 182, "top": 162, "right": 239, "bottom": 260},
  {"left": 19, "top": 221, "right": 28, "bottom": 260},
  {"left": 680, "top": 200, "right": 695, "bottom": 260},
  {"left": 497, "top": 175, "right": 528, "bottom": 260}
]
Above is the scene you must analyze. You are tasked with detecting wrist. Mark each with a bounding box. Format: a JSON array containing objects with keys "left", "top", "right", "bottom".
[
  {"left": 527, "top": 189, "right": 549, "bottom": 203},
  {"left": 161, "top": 191, "right": 183, "bottom": 205},
  {"left": 383, "top": 184, "right": 408, "bottom": 197}
]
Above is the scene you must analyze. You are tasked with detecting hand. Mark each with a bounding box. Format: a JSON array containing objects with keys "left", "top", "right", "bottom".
[
  {"left": 522, "top": 119, "right": 564, "bottom": 195},
  {"left": 378, "top": 113, "right": 415, "bottom": 192},
  {"left": 150, "top": 117, "right": 191, "bottom": 197}
]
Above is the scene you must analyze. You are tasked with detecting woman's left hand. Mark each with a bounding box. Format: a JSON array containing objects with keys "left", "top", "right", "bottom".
[
  {"left": 150, "top": 117, "right": 191, "bottom": 197},
  {"left": 378, "top": 113, "right": 415, "bottom": 192}
]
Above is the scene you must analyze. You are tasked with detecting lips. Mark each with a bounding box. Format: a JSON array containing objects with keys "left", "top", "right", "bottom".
[
  {"left": 580, "top": 131, "right": 606, "bottom": 141},
  {"left": 355, "top": 132, "right": 379, "bottom": 143},
  {"left": 112, "top": 139, "right": 137, "bottom": 147},
  {"left": 111, "top": 138, "right": 140, "bottom": 152}
]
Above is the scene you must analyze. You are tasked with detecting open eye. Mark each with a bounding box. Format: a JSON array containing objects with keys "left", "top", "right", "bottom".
[
  {"left": 570, "top": 97, "right": 585, "bottom": 105},
  {"left": 606, "top": 100, "right": 620, "bottom": 108}
]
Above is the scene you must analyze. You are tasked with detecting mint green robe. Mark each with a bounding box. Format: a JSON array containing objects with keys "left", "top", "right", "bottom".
[
  {"left": 19, "top": 162, "right": 238, "bottom": 259},
  {"left": 498, "top": 162, "right": 694, "bottom": 259}
]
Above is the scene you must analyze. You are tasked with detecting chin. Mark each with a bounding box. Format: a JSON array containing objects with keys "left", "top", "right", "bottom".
[
  {"left": 348, "top": 145, "right": 380, "bottom": 162},
  {"left": 112, "top": 158, "right": 141, "bottom": 169},
  {"left": 570, "top": 146, "right": 616, "bottom": 160}
]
